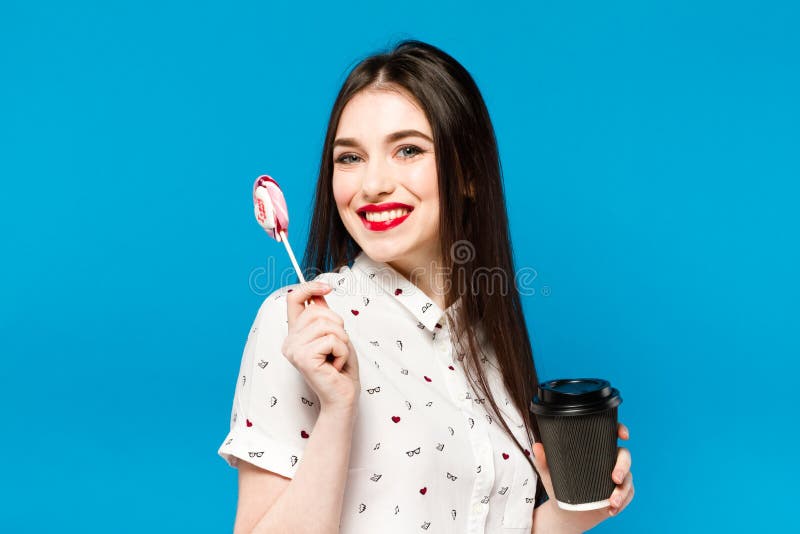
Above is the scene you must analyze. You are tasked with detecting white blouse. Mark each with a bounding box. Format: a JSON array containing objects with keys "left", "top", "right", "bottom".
[{"left": 218, "top": 251, "right": 545, "bottom": 533}]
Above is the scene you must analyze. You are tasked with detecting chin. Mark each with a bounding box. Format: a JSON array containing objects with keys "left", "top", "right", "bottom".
[{"left": 358, "top": 246, "right": 401, "bottom": 264}]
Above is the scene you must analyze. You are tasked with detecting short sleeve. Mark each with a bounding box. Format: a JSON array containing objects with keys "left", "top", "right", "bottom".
[{"left": 217, "top": 286, "right": 321, "bottom": 478}]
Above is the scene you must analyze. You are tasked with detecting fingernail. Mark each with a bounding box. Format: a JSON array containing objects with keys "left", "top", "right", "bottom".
[{"left": 614, "top": 470, "right": 623, "bottom": 483}]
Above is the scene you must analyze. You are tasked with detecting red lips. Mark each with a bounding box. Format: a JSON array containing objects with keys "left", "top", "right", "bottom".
[{"left": 357, "top": 203, "right": 413, "bottom": 232}]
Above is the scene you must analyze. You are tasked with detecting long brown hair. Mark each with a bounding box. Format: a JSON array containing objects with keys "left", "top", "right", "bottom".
[{"left": 301, "top": 39, "right": 546, "bottom": 503}]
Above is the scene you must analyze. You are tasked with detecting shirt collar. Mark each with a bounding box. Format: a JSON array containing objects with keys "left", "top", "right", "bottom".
[{"left": 351, "top": 250, "right": 463, "bottom": 333}]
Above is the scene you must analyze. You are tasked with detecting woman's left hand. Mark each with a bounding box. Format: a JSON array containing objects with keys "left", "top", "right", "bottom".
[{"left": 531, "top": 422, "right": 634, "bottom": 532}]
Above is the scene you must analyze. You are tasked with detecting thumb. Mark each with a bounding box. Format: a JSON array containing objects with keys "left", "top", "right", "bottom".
[{"left": 531, "top": 442, "right": 553, "bottom": 491}]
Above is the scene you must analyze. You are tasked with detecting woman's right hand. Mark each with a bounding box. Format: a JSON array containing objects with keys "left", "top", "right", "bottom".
[{"left": 282, "top": 281, "right": 361, "bottom": 412}]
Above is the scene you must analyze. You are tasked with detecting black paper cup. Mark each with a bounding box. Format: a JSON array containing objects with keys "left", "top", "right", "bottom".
[{"left": 529, "top": 378, "right": 622, "bottom": 511}]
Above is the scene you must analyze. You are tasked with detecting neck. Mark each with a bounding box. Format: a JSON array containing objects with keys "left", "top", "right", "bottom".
[{"left": 388, "top": 254, "right": 449, "bottom": 310}]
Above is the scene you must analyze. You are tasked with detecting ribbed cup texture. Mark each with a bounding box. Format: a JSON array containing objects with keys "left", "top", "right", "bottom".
[{"left": 536, "top": 407, "right": 618, "bottom": 505}]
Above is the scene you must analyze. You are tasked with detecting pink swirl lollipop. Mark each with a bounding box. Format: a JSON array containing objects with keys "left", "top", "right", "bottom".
[
  {"left": 252, "top": 174, "right": 307, "bottom": 287},
  {"left": 253, "top": 175, "right": 290, "bottom": 242}
]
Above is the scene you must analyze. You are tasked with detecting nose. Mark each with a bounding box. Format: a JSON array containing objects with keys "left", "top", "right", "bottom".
[{"left": 360, "top": 158, "right": 395, "bottom": 199}]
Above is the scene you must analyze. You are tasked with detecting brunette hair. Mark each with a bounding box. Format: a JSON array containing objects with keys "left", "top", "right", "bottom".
[{"left": 301, "top": 39, "right": 546, "bottom": 504}]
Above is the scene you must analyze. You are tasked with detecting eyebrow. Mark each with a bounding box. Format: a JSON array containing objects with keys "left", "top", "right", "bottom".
[{"left": 332, "top": 129, "right": 433, "bottom": 150}]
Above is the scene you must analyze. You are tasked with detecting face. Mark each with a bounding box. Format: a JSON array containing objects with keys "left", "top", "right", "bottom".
[{"left": 332, "top": 87, "right": 440, "bottom": 278}]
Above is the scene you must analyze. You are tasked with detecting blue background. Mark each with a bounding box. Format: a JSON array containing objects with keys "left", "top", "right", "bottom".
[{"left": 1, "top": 1, "right": 797, "bottom": 532}]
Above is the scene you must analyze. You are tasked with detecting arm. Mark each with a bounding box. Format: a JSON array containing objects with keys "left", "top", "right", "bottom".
[
  {"left": 531, "top": 499, "right": 584, "bottom": 534},
  {"left": 235, "top": 404, "right": 357, "bottom": 534}
]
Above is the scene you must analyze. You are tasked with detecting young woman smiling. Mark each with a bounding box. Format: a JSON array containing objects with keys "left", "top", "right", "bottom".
[{"left": 218, "top": 40, "right": 634, "bottom": 534}]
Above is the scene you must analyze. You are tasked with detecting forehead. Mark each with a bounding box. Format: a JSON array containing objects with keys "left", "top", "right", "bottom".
[{"left": 336, "top": 88, "right": 432, "bottom": 139}]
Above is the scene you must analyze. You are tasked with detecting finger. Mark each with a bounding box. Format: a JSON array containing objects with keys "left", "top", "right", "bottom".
[
  {"left": 618, "top": 422, "right": 630, "bottom": 440},
  {"left": 296, "top": 318, "right": 349, "bottom": 347},
  {"left": 308, "top": 334, "right": 349, "bottom": 370},
  {"left": 613, "top": 447, "right": 631, "bottom": 485},
  {"left": 609, "top": 472, "right": 634, "bottom": 515},
  {"left": 287, "top": 282, "right": 331, "bottom": 325},
  {"left": 294, "top": 305, "right": 346, "bottom": 333}
]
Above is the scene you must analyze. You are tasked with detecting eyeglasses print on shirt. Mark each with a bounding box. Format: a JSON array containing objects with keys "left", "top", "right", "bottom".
[
  {"left": 446, "top": 472, "right": 458, "bottom": 481},
  {"left": 301, "top": 396, "right": 315, "bottom": 406},
  {"left": 366, "top": 386, "right": 380, "bottom": 394},
  {"left": 248, "top": 451, "right": 264, "bottom": 458},
  {"left": 406, "top": 447, "right": 421, "bottom": 457}
]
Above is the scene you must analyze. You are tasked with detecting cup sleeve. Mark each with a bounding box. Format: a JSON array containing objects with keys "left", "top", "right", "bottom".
[{"left": 216, "top": 287, "right": 321, "bottom": 479}]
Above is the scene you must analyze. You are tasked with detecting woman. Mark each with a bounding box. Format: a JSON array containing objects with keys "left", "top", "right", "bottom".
[{"left": 218, "top": 40, "right": 634, "bottom": 533}]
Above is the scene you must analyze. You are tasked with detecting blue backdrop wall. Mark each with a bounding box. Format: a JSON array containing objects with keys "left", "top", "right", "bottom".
[{"left": 2, "top": 1, "right": 797, "bottom": 532}]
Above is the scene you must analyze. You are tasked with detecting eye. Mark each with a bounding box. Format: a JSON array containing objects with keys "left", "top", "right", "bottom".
[
  {"left": 335, "top": 153, "right": 362, "bottom": 164},
  {"left": 397, "top": 145, "right": 424, "bottom": 158}
]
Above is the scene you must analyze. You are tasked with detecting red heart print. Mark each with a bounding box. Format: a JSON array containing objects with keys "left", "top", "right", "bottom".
[
  {"left": 448, "top": 365, "right": 455, "bottom": 370},
  {"left": 424, "top": 376, "right": 432, "bottom": 382},
  {"left": 246, "top": 419, "right": 253, "bottom": 427},
  {"left": 392, "top": 416, "right": 401, "bottom": 423},
  {"left": 287, "top": 289, "right": 293, "bottom": 292},
  {"left": 502, "top": 453, "right": 509, "bottom": 460},
  {"left": 301, "top": 430, "right": 309, "bottom": 439},
  {"left": 395, "top": 288, "right": 403, "bottom": 295},
  {"left": 419, "top": 487, "right": 427, "bottom": 495},
  {"left": 351, "top": 309, "right": 359, "bottom": 316},
  {"left": 524, "top": 449, "right": 531, "bottom": 456},
  {"left": 435, "top": 323, "right": 442, "bottom": 329}
]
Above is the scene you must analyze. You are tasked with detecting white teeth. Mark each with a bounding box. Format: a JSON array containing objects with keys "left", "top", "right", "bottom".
[{"left": 364, "top": 208, "right": 410, "bottom": 222}]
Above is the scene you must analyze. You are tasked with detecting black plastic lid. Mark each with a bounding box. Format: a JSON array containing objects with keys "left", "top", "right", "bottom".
[{"left": 529, "top": 378, "right": 622, "bottom": 417}]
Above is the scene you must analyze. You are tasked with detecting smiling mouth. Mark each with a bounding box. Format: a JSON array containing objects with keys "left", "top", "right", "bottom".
[
  {"left": 359, "top": 208, "right": 412, "bottom": 223},
  {"left": 357, "top": 207, "right": 413, "bottom": 231}
]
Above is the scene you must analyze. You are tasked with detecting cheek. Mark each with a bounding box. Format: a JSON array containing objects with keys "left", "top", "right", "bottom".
[
  {"left": 407, "top": 158, "right": 439, "bottom": 205},
  {"left": 332, "top": 174, "right": 356, "bottom": 208}
]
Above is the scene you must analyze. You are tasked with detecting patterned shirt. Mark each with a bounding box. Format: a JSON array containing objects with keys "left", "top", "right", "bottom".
[{"left": 218, "top": 251, "right": 544, "bottom": 533}]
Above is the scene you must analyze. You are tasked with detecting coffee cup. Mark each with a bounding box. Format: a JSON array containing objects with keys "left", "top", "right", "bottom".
[{"left": 529, "top": 378, "right": 622, "bottom": 511}]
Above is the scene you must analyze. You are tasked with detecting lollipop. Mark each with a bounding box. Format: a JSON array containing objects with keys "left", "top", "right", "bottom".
[
  {"left": 254, "top": 174, "right": 341, "bottom": 365},
  {"left": 253, "top": 174, "right": 319, "bottom": 311},
  {"left": 253, "top": 175, "right": 289, "bottom": 242}
]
